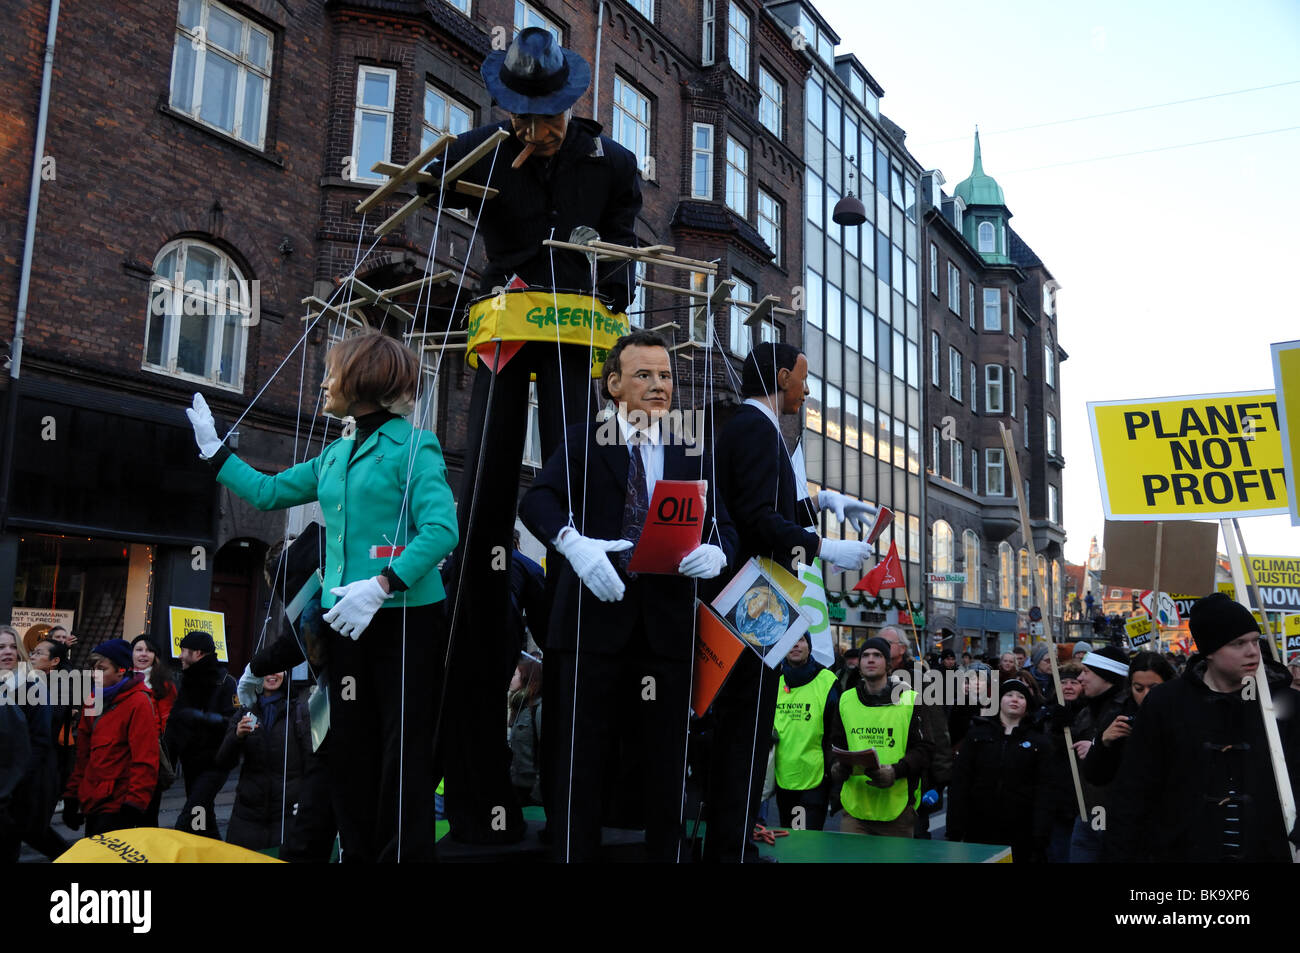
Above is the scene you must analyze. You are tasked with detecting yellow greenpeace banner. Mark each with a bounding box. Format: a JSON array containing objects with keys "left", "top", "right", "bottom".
[
  {"left": 1088, "top": 390, "right": 1290, "bottom": 520},
  {"left": 1271, "top": 340, "right": 1300, "bottom": 526},
  {"left": 55, "top": 828, "right": 281, "bottom": 864},
  {"left": 465, "top": 290, "right": 629, "bottom": 377}
]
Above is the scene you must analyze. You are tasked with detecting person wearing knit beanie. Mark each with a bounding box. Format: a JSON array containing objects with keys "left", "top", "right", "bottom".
[
  {"left": 1189, "top": 593, "right": 1265, "bottom": 694},
  {"left": 89, "top": 638, "right": 133, "bottom": 673},
  {"left": 1188, "top": 592, "right": 1259, "bottom": 658}
]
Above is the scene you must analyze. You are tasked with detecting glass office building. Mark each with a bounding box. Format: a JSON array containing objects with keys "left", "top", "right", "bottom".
[{"left": 771, "top": 2, "right": 925, "bottom": 645}]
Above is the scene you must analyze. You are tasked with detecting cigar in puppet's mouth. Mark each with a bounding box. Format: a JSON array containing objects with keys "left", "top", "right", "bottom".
[{"left": 512, "top": 142, "right": 537, "bottom": 169}]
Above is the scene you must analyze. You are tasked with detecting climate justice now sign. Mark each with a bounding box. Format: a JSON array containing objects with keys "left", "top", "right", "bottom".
[{"left": 1088, "top": 390, "right": 1290, "bottom": 520}]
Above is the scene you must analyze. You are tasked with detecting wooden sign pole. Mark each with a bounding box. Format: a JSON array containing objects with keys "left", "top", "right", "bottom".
[
  {"left": 1148, "top": 521, "right": 1163, "bottom": 648},
  {"left": 999, "top": 423, "right": 1087, "bottom": 822},
  {"left": 1223, "top": 517, "right": 1298, "bottom": 861}
]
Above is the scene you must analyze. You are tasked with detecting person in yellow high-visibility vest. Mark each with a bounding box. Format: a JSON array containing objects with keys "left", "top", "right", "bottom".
[
  {"left": 829, "top": 637, "right": 933, "bottom": 838},
  {"left": 773, "top": 635, "right": 840, "bottom": 831}
]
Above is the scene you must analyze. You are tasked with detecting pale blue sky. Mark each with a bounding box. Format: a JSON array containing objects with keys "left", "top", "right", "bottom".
[{"left": 812, "top": 0, "right": 1300, "bottom": 565}]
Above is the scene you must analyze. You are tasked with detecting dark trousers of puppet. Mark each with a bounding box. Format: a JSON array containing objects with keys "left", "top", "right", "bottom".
[
  {"left": 702, "top": 649, "right": 779, "bottom": 862},
  {"left": 442, "top": 341, "right": 593, "bottom": 843},
  {"left": 325, "top": 603, "right": 441, "bottom": 863},
  {"left": 545, "top": 626, "right": 691, "bottom": 863}
]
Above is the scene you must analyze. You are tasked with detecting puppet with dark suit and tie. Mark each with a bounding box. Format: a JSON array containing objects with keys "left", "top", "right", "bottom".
[
  {"left": 519, "top": 330, "right": 737, "bottom": 862},
  {"left": 708, "top": 342, "right": 879, "bottom": 861}
]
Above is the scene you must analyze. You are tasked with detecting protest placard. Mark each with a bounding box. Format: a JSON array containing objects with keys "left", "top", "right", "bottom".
[{"left": 1088, "top": 390, "right": 1289, "bottom": 520}]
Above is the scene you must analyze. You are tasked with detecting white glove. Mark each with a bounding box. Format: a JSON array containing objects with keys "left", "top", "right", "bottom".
[
  {"left": 324, "top": 577, "right": 392, "bottom": 639},
  {"left": 237, "top": 664, "right": 264, "bottom": 709},
  {"left": 185, "top": 393, "right": 223, "bottom": 459},
  {"left": 678, "top": 543, "right": 727, "bottom": 579},
  {"left": 817, "top": 489, "right": 880, "bottom": 535},
  {"left": 818, "top": 538, "right": 874, "bottom": 572},
  {"left": 554, "top": 528, "right": 633, "bottom": 603}
]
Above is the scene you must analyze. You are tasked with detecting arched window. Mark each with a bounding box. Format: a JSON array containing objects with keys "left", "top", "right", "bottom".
[
  {"left": 998, "top": 542, "right": 1014, "bottom": 609},
  {"left": 931, "top": 520, "right": 954, "bottom": 599},
  {"left": 962, "top": 530, "right": 980, "bottom": 604},
  {"left": 978, "top": 221, "right": 994, "bottom": 253},
  {"left": 1036, "top": 554, "right": 1048, "bottom": 613},
  {"left": 145, "top": 239, "right": 252, "bottom": 390},
  {"left": 1018, "top": 547, "right": 1031, "bottom": 609},
  {"left": 1052, "top": 559, "right": 1064, "bottom": 618}
]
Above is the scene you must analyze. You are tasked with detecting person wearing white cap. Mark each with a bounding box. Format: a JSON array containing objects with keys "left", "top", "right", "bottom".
[{"left": 1066, "top": 645, "right": 1129, "bottom": 862}]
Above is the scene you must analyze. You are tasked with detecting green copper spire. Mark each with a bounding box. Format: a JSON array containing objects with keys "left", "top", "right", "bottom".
[{"left": 953, "top": 129, "right": 1005, "bottom": 208}]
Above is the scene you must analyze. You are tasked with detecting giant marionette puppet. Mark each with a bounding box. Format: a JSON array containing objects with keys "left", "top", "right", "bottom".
[{"left": 418, "top": 27, "right": 642, "bottom": 842}]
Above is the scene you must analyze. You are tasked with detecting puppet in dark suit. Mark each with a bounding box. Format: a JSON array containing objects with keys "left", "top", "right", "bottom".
[
  {"left": 519, "top": 331, "right": 737, "bottom": 862},
  {"left": 418, "top": 28, "right": 644, "bottom": 844},
  {"left": 708, "top": 343, "right": 878, "bottom": 861}
]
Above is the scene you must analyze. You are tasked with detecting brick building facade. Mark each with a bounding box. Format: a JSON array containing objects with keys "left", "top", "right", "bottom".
[
  {"left": 920, "top": 135, "right": 1067, "bottom": 657},
  {"left": 0, "top": 0, "right": 805, "bottom": 667}
]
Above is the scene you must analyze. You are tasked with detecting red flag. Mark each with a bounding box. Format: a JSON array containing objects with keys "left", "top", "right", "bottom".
[{"left": 853, "top": 540, "right": 906, "bottom": 595}]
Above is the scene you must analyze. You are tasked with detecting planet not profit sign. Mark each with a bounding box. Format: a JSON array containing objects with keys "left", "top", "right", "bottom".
[{"left": 1088, "top": 390, "right": 1289, "bottom": 520}]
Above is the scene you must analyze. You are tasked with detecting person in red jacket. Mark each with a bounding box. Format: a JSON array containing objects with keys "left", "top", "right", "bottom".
[
  {"left": 62, "top": 639, "right": 160, "bottom": 837},
  {"left": 131, "top": 634, "right": 177, "bottom": 734},
  {"left": 131, "top": 633, "right": 177, "bottom": 826}
]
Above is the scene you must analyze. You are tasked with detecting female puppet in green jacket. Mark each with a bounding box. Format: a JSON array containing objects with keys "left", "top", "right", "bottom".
[{"left": 186, "top": 330, "right": 457, "bottom": 862}]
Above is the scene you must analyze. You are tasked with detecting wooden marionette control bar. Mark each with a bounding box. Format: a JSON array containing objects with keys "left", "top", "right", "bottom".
[
  {"left": 636, "top": 277, "right": 710, "bottom": 299},
  {"left": 355, "top": 133, "right": 453, "bottom": 215},
  {"left": 541, "top": 239, "right": 719, "bottom": 275},
  {"left": 369, "top": 164, "right": 499, "bottom": 200},
  {"left": 379, "top": 270, "right": 456, "bottom": 301},
  {"left": 366, "top": 128, "right": 511, "bottom": 236},
  {"left": 300, "top": 296, "right": 369, "bottom": 329}
]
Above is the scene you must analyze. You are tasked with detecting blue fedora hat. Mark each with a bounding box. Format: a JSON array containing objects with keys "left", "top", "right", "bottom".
[{"left": 481, "top": 27, "right": 590, "bottom": 115}]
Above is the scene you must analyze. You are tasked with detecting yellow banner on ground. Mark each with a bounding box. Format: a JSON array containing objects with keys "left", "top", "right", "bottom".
[
  {"left": 168, "top": 606, "right": 228, "bottom": 662},
  {"left": 55, "top": 828, "right": 281, "bottom": 863},
  {"left": 1271, "top": 340, "right": 1300, "bottom": 525},
  {"left": 466, "top": 290, "right": 629, "bottom": 377},
  {"left": 1088, "top": 390, "right": 1290, "bottom": 520}
]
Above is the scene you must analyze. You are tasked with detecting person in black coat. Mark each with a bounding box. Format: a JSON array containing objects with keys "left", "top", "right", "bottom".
[
  {"left": 237, "top": 525, "right": 337, "bottom": 862},
  {"left": 1081, "top": 651, "right": 1175, "bottom": 790},
  {"left": 1108, "top": 594, "right": 1300, "bottom": 863},
  {"left": 1064, "top": 645, "right": 1129, "bottom": 862},
  {"left": 418, "top": 27, "right": 643, "bottom": 845},
  {"left": 216, "top": 672, "right": 315, "bottom": 853},
  {"left": 708, "top": 343, "right": 880, "bottom": 862},
  {"left": 946, "top": 679, "right": 1051, "bottom": 862},
  {"left": 519, "top": 330, "right": 737, "bottom": 862},
  {"left": 165, "top": 632, "right": 237, "bottom": 839}
]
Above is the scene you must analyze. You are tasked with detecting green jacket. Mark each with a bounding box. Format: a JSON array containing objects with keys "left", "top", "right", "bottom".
[{"left": 216, "top": 417, "right": 458, "bottom": 609}]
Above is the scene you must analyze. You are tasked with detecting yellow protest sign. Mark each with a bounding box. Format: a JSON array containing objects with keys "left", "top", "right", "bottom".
[
  {"left": 1088, "top": 390, "right": 1290, "bottom": 520},
  {"left": 1271, "top": 340, "right": 1300, "bottom": 526},
  {"left": 1125, "top": 613, "right": 1154, "bottom": 646},
  {"left": 1232, "top": 554, "right": 1300, "bottom": 613},
  {"left": 168, "top": 606, "right": 228, "bottom": 662}
]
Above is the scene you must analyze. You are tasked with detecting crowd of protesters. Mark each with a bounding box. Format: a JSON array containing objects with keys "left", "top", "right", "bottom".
[{"left": 4, "top": 583, "right": 1298, "bottom": 864}]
